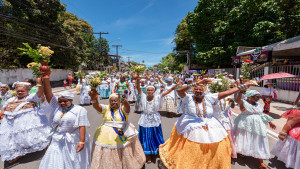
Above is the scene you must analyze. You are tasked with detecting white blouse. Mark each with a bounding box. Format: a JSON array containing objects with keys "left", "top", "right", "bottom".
[
  {"left": 175, "top": 94, "right": 228, "bottom": 144},
  {"left": 138, "top": 92, "right": 164, "bottom": 127},
  {"left": 48, "top": 96, "right": 90, "bottom": 143}
]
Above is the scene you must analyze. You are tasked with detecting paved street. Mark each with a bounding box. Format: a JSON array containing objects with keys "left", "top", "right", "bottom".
[{"left": 0, "top": 90, "right": 290, "bottom": 169}]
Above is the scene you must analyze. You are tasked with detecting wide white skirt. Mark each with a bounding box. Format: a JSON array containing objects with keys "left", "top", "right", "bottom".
[
  {"left": 39, "top": 133, "right": 91, "bottom": 169},
  {"left": 271, "top": 135, "right": 300, "bottom": 169},
  {"left": 0, "top": 110, "right": 51, "bottom": 161},
  {"left": 233, "top": 127, "right": 270, "bottom": 159}
]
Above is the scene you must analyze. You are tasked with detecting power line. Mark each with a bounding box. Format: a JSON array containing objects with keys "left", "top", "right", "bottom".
[{"left": 120, "top": 48, "right": 169, "bottom": 54}]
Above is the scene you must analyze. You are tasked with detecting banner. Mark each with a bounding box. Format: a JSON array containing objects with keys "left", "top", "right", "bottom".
[{"left": 232, "top": 50, "right": 270, "bottom": 65}]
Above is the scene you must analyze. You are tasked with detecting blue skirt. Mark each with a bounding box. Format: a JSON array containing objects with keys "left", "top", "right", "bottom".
[
  {"left": 138, "top": 124, "right": 164, "bottom": 155},
  {"left": 98, "top": 88, "right": 111, "bottom": 98}
]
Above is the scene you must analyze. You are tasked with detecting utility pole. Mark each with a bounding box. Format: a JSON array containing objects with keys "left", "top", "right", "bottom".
[
  {"left": 124, "top": 56, "right": 132, "bottom": 64},
  {"left": 177, "top": 50, "right": 190, "bottom": 70},
  {"left": 93, "top": 32, "right": 109, "bottom": 70},
  {"left": 112, "top": 45, "right": 122, "bottom": 72}
]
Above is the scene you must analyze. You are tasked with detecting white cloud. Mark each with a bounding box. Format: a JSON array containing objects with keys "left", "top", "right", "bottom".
[
  {"left": 139, "top": 0, "right": 155, "bottom": 13},
  {"left": 141, "top": 37, "right": 174, "bottom": 46}
]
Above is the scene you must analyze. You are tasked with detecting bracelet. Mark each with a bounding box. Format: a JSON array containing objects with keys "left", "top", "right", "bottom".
[
  {"left": 90, "top": 99, "right": 97, "bottom": 103},
  {"left": 78, "top": 142, "right": 85, "bottom": 145},
  {"left": 279, "top": 132, "right": 287, "bottom": 136}
]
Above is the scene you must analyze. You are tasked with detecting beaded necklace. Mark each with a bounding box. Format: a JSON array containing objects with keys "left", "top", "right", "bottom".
[
  {"left": 110, "top": 107, "right": 127, "bottom": 142},
  {"left": 6, "top": 95, "right": 29, "bottom": 125},
  {"left": 145, "top": 95, "right": 155, "bottom": 122},
  {"left": 219, "top": 99, "right": 226, "bottom": 111},
  {"left": 194, "top": 97, "right": 209, "bottom": 130}
]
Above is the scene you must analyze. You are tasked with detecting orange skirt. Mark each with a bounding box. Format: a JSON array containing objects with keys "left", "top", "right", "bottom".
[{"left": 159, "top": 126, "right": 231, "bottom": 169}]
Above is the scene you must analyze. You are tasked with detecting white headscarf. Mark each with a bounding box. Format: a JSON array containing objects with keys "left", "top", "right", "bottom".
[{"left": 58, "top": 91, "right": 74, "bottom": 99}]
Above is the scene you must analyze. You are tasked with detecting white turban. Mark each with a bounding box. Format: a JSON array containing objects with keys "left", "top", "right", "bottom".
[
  {"left": 0, "top": 84, "right": 8, "bottom": 88},
  {"left": 167, "top": 77, "right": 173, "bottom": 81},
  {"left": 245, "top": 90, "right": 260, "bottom": 97},
  {"left": 146, "top": 85, "right": 155, "bottom": 90},
  {"left": 58, "top": 91, "right": 74, "bottom": 99}
]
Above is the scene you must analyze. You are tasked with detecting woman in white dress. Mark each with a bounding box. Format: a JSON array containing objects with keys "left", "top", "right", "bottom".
[
  {"left": 127, "top": 78, "right": 137, "bottom": 104},
  {"left": 39, "top": 74, "right": 91, "bottom": 169},
  {"left": 79, "top": 77, "right": 91, "bottom": 105},
  {"left": 271, "top": 109, "right": 300, "bottom": 169},
  {"left": 0, "top": 83, "right": 12, "bottom": 110},
  {"left": 159, "top": 80, "right": 255, "bottom": 168},
  {"left": 233, "top": 90, "right": 276, "bottom": 169},
  {"left": 134, "top": 73, "right": 179, "bottom": 163},
  {"left": 0, "top": 81, "right": 51, "bottom": 163},
  {"left": 158, "top": 76, "right": 177, "bottom": 118}
]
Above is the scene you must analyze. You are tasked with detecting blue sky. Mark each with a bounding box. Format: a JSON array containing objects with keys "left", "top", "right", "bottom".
[{"left": 61, "top": 0, "right": 198, "bottom": 67}]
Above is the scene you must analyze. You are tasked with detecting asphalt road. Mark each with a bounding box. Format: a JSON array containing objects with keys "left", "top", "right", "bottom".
[{"left": 0, "top": 93, "right": 290, "bottom": 169}]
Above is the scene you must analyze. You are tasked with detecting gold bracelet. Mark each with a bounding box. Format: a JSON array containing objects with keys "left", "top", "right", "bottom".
[{"left": 78, "top": 142, "right": 85, "bottom": 145}]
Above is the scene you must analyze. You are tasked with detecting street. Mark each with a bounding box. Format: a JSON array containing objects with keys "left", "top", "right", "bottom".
[{"left": 0, "top": 92, "right": 290, "bottom": 169}]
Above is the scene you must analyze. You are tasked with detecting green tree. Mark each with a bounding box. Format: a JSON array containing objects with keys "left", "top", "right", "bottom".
[{"left": 185, "top": 0, "right": 300, "bottom": 68}]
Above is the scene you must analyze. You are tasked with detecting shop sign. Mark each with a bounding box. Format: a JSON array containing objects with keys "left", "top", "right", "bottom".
[{"left": 232, "top": 50, "right": 269, "bottom": 65}]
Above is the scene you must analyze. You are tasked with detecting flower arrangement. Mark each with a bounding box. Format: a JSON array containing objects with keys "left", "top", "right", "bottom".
[
  {"left": 77, "top": 71, "right": 86, "bottom": 78},
  {"left": 133, "top": 65, "right": 146, "bottom": 73},
  {"left": 241, "top": 59, "right": 253, "bottom": 79},
  {"left": 100, "top": 71, "right": 108, "bottom": 78},
  {"left": 209, "top": 78, "right": 232, "bottom": 93},
  {"left": 19, "top": 43, "right": 54, "bottom": 63},
  {"left": 27, "top": 62, "right": 41, "bottom": 77},
  {"left": 87, "top": 75, "right": 101, "bottom": 88}
]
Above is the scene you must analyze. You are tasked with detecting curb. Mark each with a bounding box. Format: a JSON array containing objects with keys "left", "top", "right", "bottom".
[{"left": 231, "top": 112, "right": 278, "bottom": 140}]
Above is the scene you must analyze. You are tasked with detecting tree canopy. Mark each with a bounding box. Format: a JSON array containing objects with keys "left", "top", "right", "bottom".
[
  {"left": 0, "top": 0, "right": 109, "bottom": 70},
  {"left": 163, "top": 0, "right": 300, "bottom": 69}
]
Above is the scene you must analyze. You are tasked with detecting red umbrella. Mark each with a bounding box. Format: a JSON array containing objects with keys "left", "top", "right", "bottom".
[{"left": 260, "top": 72, "right": 296, "bottom": 80}]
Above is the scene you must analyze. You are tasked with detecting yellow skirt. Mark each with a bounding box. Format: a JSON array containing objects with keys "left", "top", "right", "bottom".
[{"left": 159, "top": 126, "right": 231, "bottom": 169}]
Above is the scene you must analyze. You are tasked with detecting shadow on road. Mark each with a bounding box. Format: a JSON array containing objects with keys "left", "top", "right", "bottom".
[
  {"left": 272, "top": 105, "right": 293, "bottom": 112},
  {"left": 232, "top": 154, "right": 289, "bottom": 169},
  {"left": 268, "top": 157, "right": 291, "bottom": 169},
  {"left": 4, "top": 150, "right": 45, "bottom": 169},
  {"left": 268, "top": 112, "right": 282, "bottom": 119}
]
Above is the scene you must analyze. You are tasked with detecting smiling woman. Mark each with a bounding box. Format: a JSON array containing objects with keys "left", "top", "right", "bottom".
[
  {"left": 89, "top": 89, "right": 146, "bottom": 169},
  {"left": 0, "top": 81, "right": 51, "bottom": 163},
  {"left": 39, "top": 71, "right": 91, "bottom": 169}
]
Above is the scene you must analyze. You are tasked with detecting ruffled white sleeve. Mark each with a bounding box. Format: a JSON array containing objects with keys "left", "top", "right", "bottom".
[
  {"left": 27, "top": 93, "right": 42, "bottom": 103},
  {"left": 74, "top": 106, "right": 90, "bottom": 127},
  {"left": 205, "top": 93, "right": 219, "bottom": 105}
]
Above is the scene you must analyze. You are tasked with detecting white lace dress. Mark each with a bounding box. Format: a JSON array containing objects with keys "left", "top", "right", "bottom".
[
  {"left": 233, "top": 100, "right": 273, "bottom": 159},
  {"left": 175, "top": 94, "right": 228, "bottom": 143},
  {"left": 0, "top": 94, "right": 51, "bottom": 161},
  {"left": 79, "top": 79, "right": 91, "bottom": 105},
  {"left": 138, "top": 93, "right": 164, "bottom": 128},
  {"left": 212, "top": 96, "right": 234, "bottom": 131},
  {"left": 39, "top": 96, "right": 91, "bottom": 169}
]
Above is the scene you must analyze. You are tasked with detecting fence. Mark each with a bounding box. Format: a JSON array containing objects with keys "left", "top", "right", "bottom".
[{"left": 271, "top": 65, "right": 300, "bottom": 91}]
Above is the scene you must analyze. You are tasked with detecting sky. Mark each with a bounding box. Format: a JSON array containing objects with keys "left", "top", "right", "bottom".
[{"left": 60, "top": 0, "right": 198, "bottom": 67}]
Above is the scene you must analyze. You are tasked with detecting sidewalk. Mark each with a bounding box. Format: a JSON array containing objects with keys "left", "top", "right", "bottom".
[{"left": 231, "top": 99, "right": 295, "bottom": 136}]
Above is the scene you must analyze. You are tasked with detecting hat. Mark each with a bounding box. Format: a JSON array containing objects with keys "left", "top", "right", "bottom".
[
  {"left": 239, "top": 75, "right": 243, "bottom": 78},
  {"left": 265, "top": 82, "right": 273, "bottom": 85},
  {"left": 58, "top": 91, "right": 74, "bottom": 99},
  {"left": 229, "top": 74, "right": 233, "bottom": 77},
  {"left": 245, "top": 90, "right": 260, "bottom": 97}
]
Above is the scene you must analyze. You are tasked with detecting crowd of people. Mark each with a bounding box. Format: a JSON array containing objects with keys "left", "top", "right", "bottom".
[{"left": 0, "top": 70, "right": 299, "bottom": 169}]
